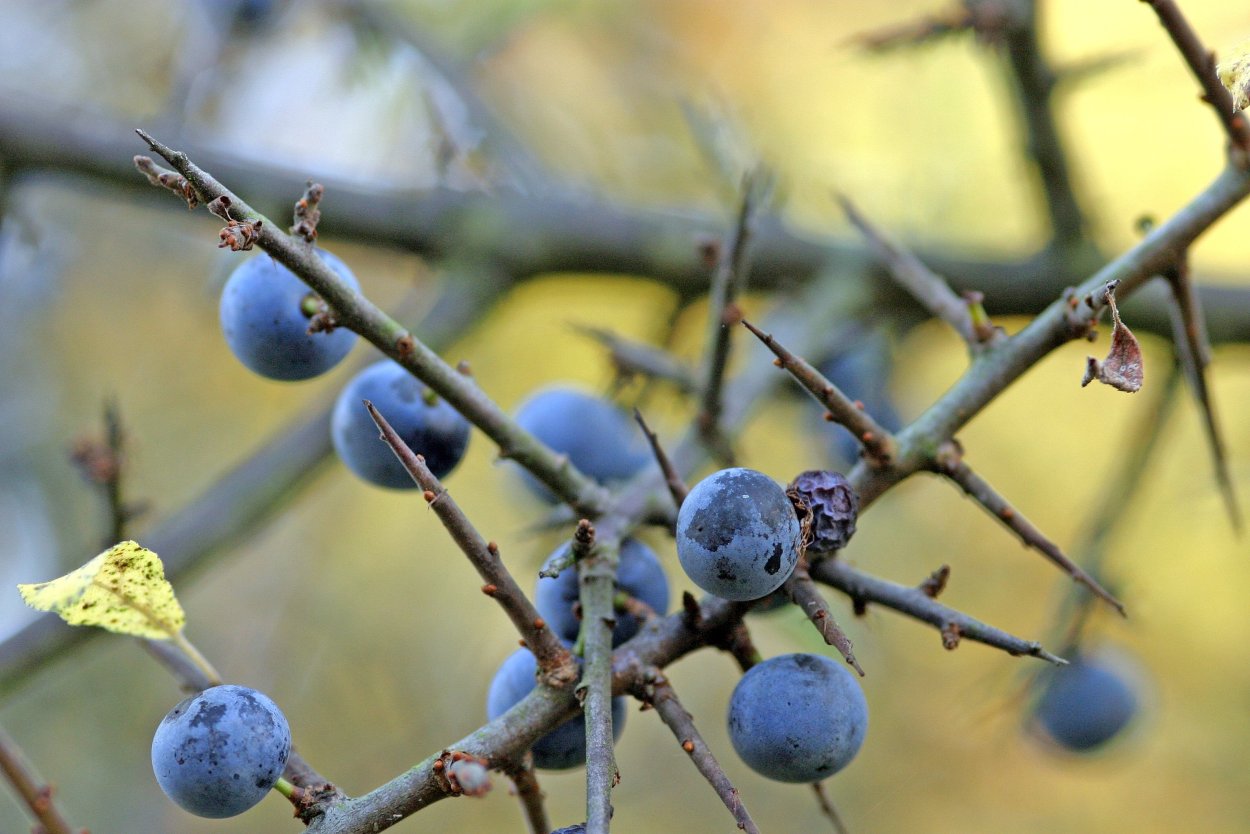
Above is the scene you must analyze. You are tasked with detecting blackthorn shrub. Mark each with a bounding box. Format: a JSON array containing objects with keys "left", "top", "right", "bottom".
[
  {"left": 219, "top": 250, "right": 359, "bottom": 381},
  {"left": 331, "top": 359, "right": 471, "bottom": 487},
  {"left": 727, "top": 653, "right": 868, "bottom": 783},
  {"left": 150, "top": 685, "right": 291, "bottom": 819},
  {"left": 675, "top": 467, "right": 800, "bottom": 601}
]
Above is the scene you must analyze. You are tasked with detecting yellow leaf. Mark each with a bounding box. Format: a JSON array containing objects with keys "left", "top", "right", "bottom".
[
  {"left": 1217, "top": 40, "right": 1250, "bottom": 111},
  {"left": 17, "top": 541, "right": 185, "bottom": 639}
]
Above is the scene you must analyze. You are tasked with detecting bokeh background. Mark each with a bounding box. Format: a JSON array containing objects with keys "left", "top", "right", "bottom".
[{"left": 1, "top": 1, "right": 1248, "bottom": 832}]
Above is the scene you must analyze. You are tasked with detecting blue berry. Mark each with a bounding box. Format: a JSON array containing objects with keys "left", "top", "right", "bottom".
[
  {"left": 486, "top": 648, "right": 626, "bottom": 770},
  {"left": 534, "top": 538, "right": 670, "bottom": 646},
  {"left": 512, "top": 386, "right": 651, "bottom": 501},
  {"left": 150, "top": 685, "right": 291, "bottom": 818},
  {"left": 1032, "top": 653, "right": 1139, "bottom": 752},
  {"left": 675, "top": 468, "right": 800, "bottom": 601},
  {"left": 332, "top": 360, "right": 471, "bottom": 488},
  {"left": 727, "top": 653, "right": 867, "bottom": 783},
  {"left": 219, "top": 250, "right": 359, "bottom": 380}
]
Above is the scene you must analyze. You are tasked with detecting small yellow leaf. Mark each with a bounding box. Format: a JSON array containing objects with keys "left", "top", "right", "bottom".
[
  {"left": 17, "top": 541, "right": 185, "bottom": 639},
  {"left": 1217, "top": 39, "right": 1250, "bottom": 111}
]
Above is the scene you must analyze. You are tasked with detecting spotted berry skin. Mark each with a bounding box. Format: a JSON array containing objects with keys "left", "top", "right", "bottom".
[
  {"left": 332, "top": 360, "right": 471, "bottom": 488},
  {"left": 789, "top": 469, "right": 860, "bottom": 554},
  {"left": 675, "top": 468, "right": 800, "bottom": 601},
  {"left": 150, "top": 685, "right": 291, "bottom": 818},
  {"left": 486, "top": 649, "right": 626, "bottom": 770},
  {"left": 219, "top": 250, "right": 359, "bottom": 380},
  {"left": 534, "top": 538, "right": 670, "bottom": 646},
  {"left": 512, "top": 386, "right": 651, "bottom": 501},
  {"left": 1033, "top": 653, "right": 1140, "bottom": 752},
  {"left": 727, "top": 653, "right": 867, "bottom": 783}
]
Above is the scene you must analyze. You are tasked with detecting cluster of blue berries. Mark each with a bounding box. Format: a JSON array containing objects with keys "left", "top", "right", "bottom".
[{"left": 218, "top": 251, "right": 472, "bottom": 488}]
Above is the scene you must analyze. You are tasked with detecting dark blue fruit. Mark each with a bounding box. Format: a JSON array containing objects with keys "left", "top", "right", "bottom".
[
  {"left": 727, "top": 653, "right": 867, "bottom": 783},
  {"left": 151, "top": 685, "right": 291, "bottom": 818},
  {"left": 332, "top": 360, "right": 471, "bottom": 488},
  {"left": 219, "top": 250, "right": 359, "bottom": 380},
  {"left": 534, "top": 538, "right": 670, "bottom": 646},
  {"left": 512, "top": 386, "right": 651, "bottom": 501},
  {"left": 675, "top": 468, "right": 800, "bottom": 601},
  {"left": 486, "top": 648, "right": 626, "bottom": 770},
  {"left": 1032, "top": 653, "right": 1139, "bottom": 752}
]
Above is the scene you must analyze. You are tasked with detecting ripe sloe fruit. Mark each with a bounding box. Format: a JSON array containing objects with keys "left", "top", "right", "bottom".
[
  {"left": 486, "top": 648, "right": 626, "bottom": 770},
  {"left": 219, "top": 250, "right": 359, "bottom": 380},
  {"left": 332, "top": 360, "right": 471, "bottom": 488},
  {"left": 512, "top": 386, "right": 651, "bottom": 501},
  {"left": 150, "top": 684, "right": 291, "bottom": 818},
  {"left": 534, "top": 538, "right": 669, "bottom": 646},
  {"left": 1032, "top": 652, "right": 1139, "bottom": 752},
  {"left": 676, "top": 468, "right": 800, "bottom": 601},
  {"left": 727, "top": 653, "right": 867, "bottom": 783}
]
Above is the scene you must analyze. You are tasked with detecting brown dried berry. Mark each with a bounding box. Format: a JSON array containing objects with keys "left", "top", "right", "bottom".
[{"left": 788, "top": 469, "right": 859, "bottom": 554}]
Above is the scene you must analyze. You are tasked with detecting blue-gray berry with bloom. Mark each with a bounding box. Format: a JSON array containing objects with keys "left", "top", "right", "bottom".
[
  {"left": 727, "top": 653, "right": 867, "bottom": 783},
  {"left": 219, "top": 250, "right": 359, "bottom": 380},
  {"left": 1033, "top": 653, "right": 1139, "bottom": 752},
  {"left": 151, "top": 685, "right": 291, "bottom": 818},
  {"left": 676, "top": 468, "right": 800, "bottom": 601}
]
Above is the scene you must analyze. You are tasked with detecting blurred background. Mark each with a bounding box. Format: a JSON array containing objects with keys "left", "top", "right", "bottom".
[{"left": 0, "top": 0, "right": 1248, "bottom": 832}]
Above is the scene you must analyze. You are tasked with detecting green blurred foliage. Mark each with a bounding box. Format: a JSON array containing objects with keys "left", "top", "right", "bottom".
[{"left": 0, "top": 1, "right": 1248, "bottom": 833}]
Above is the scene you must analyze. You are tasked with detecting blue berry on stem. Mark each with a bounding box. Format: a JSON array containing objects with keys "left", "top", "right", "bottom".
[
  {"left": 535, "top": 538, "right": 669, "bottom": 646},
  {"left": 512, "top": 386, "right": 651, "bottom": 501},
  {"left": 486, "top": 648, "right": 626, "bottom": 771},
  {"left": 1032, "top": 651, "right": 1140, "bottom": 752},
  {"left": 150, "top": 684, "right": 291, "bottom": 819},
  {"left": 219, "top": 250, "right": 359, "bottom": 380},
  {"left": 332, "top": 359, "right": 471, "bottom": 488},
  {"left": 727, "top": 653, "right": 867, "bottom": 783},
  {"left": 676, "top": 468, "right": 800, "bottom": 601}
]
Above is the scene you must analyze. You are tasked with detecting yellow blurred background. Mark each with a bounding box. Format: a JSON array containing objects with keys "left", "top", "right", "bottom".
[{"left": 0, "top": 1, "right": 1248, "bottom": 832}]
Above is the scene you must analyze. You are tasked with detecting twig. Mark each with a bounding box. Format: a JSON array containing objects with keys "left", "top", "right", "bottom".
[
  {"left": 1140, "top": 0, "right": 1250, "bottom": 155},
  {"left": 850, "top": 6, "right": 973, "bottom": 51},
  {"left": 741, "top": 319, "right": 897, "bottom": 466},
  {"left": 636, "top": 668, "right": 761, "bottom": 834},
  {"left": 365, "top": 402, "right": 578, "bottom": 686},
  {"left": 0, "top": 725, "right": 82, "bottom": 834},
  {"left": 809, "top": 559, "right": 1066, "bottom": 663},
  {"left": 838, "top": 195, "right": 984, "bottom": 345},
  {"left": 503, "top": 760, "right": 549, "bottom": 834},
  {"left": 70, "top": 398, "right": 146, "bottom": 548},
  {"left": 577, "top": 529, "right": 619, "bottom": 834},
  {"left": 783, "top": 563, "right": 864, "bottom": 675},
  {"left": 935, "top": 454, "right": 1126, "bottom": 614},
  {"left": 633, "top": 409, "right": 689, "bottom": 510},
  {"left": 1164, "top": 256, "right": 1242, "bottom": 530},
  {"left": 698, "top": 171, "right": 769, "bottom": 462},
  {"left": 811, "top": 781, "right": 851, "bottom": 834},
  {"left": 134, "top": 129, "right": 612, "bottom": 518},
  {"left": 574, "top": 325, "right": 698, "bottom": 393}
]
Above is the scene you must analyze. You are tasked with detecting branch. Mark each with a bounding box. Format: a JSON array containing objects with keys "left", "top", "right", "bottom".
[
  {"left": 633, "top": 409, "right": 688, "bottom": 511},
  {"left": 1140, "top": 0, "right": 1250, "bottom": 155},
  {"left": 574, "top": 325, "right": 698, "bottom": 394},
  {"left": 783, "top": 562, "right": 864, "bottom": 675},
  {"left": 365, "top": 402, "right": 578, "bottom": 686},
  {"left": 810, "top": 559, "right": 1066, "bottom": 663},
  {"left": 502, "top": 760, "right": 549, "bottom": 834},
  {"left": 0, "top": 725, "right": 82, "bottom": 834},
  {"left": 575, "top": 527, "right": 618, "bottom": 834},
  {"left": 634, "top": 668, "right": 761, "bottom": 834}
]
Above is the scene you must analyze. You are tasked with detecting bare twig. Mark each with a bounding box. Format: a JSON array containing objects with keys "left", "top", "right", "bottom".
[
  {"left": 935, "top": 453, "right": 1126, "bottom": 614},
  {"left": 741, "top": 319, "right": 897, "bottom": 466},
  {"left": 365, "top": 402, "right": 578, "bottom": 686},
  {"left": 577, "top": 530, "right": 620, "bottom": 834},
  {"left": 575, "top": 325, "right": 698, "bottom": 393},
  {"left": 1140, "top": 0, "right": 1250, "bottom": 155},
  {"left": 811, "top": 781, "right": 851, "bottom": 834},
  {"left": 783, "top": 563, "right": 864, "bottom": 676},
  {"left": 810, "top": 559, "right": 1066, "bottom": 663},
  {"left": 0, "top": 725, "right": 82, "bottom": 834},
  {"left": 503, "top": 760, "right": 549, "bottom": 834},
  {"left": 851, "top": 6, "right": 973, "bottom": 51},
  {"left": 838, "top": 195, "right": 981, "bottom": 345},
  {"left": 633, "top": 409, "right": 689, "bottom": 510},
  {"left": 635, "top": 668, "right": 761, "bottom": 834},
  {"left": 1164, "top": 256, "right": 1242, "bottom": 530}
]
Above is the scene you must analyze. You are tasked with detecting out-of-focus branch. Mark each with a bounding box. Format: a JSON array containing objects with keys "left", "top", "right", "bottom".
[
  {"left": 633, "top": 409, "right": 688, "bottom": 511},
  {"left": 575, "top": 325, "right": 698, "bottom": 394},
  {"left": 501, "top": 760, "right": 549, "bottom": 834},
  {"left": 0, "top": 725, "right": 83, "bottom": 834}
]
